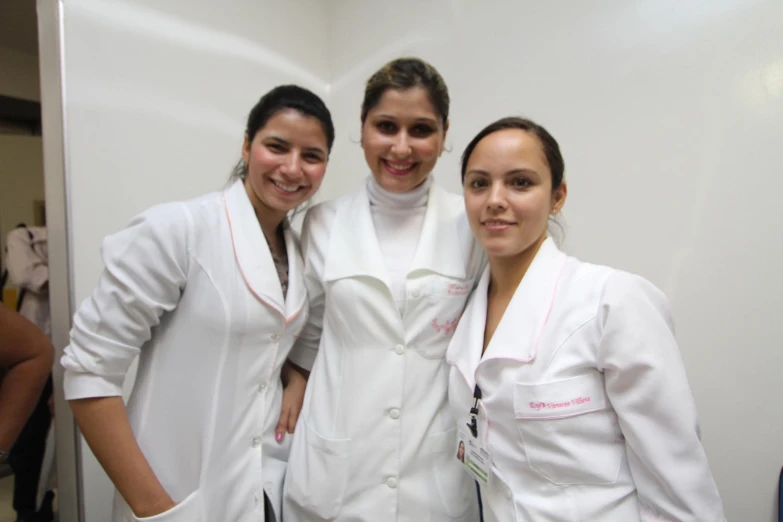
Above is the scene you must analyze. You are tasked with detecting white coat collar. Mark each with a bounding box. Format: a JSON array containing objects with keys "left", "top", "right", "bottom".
[
  {"left": 323, "top": 178, "right": 467, "bottom": 285},
  {"left": 447, "top": 237, "right": 567, "bottom": 386},
  {"left": 223, "top": 179, "right": 306, "bottom": 321}
]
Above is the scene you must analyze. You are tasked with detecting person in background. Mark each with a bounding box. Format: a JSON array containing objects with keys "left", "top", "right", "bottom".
[
  {"left": 61, "top": 84, "right": 334, "bottom": 522},
  {"left": 4, "top": 224, "right": 54, "bottom": 522},
  {"left": 5, "top": 225, "right": 50, "bottom": 338},
  {"left": 283, "top": 57, "right": 484, "bottom": 522},
  {"left": 0, "top": 306, "right": 54, "bottom": 522},
  {"left": 447, "top": 116, "right": 725, "bottom": 521}
]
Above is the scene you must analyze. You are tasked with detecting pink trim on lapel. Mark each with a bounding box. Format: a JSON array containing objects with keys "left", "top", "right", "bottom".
[
  {"left": 222, "top": 181, "right": 304, "bottom": 324},
  {"left": 478, "top": 238, "right": 568, "bottom": 367},
  {"left": 525, "top": 255, "right": 567, "bottom": 363}
]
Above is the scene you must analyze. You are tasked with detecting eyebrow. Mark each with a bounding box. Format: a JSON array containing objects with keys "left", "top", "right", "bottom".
[
  {"left": 375, "top": 114, "right": 438, "bottom": 126},
  {"left": 466, "top": 168, "right": 539, "bottom": 177},
  {"left": 265, "top": 136, "right": 326, "bottom": 156}
]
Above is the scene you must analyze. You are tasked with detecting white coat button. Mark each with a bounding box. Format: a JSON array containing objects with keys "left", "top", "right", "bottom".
[
  {"left": 258, "top": 382, "right": 267, "bottom": 392},
  {"left": 388, "top": 408, "right": 400, "bottom": 420},
  {"left": 386, "top": 477, "right": 398, "bottom": 488},
  {"left": 252, "top": 436, "right": 262, "bottom": 448},
  {"left": 394, "top": 344, "right": 404, "bottom": 355}
]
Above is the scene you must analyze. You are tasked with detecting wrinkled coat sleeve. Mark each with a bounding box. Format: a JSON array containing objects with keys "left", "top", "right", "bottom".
[
  {"left": 62, "top": 203, "right": 191, "bottom": 400},
  {"left": 287, "top": 204, "right": 329, "bottom": 371},
  {"left": 597, "top": 272, "right": 725, "bottom": 522}
]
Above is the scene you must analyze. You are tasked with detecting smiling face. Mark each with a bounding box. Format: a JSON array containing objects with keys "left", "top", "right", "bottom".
[
  {"left": 241, "top": 108, "right": 329, "bottom": 221},
  {"left": 361, "top": 86, "right": 448, "bottom": 193},
  {"left": 463, "top": 128, "right": 567, "bottom": 260}
]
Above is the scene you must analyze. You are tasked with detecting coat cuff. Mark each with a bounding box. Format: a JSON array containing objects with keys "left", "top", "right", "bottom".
[
  {"left": 287, "top": 342, "right": 317, "bottom": 372},
  {"left": 63, "top": 369, "right": 124, "bottom": 400}
]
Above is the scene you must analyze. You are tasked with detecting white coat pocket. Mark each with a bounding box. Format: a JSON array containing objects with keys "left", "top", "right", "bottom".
[
  {"left": 424, "top": 428, "right": 477, "bottom": 520},
  {"left": 284, "top": 420, "right": 350, "bottom": 519},
  {"left": 513, "top": 373, "right": 623, "bottom": 485},
  {"left": 129, "top": 490, "right": 204, "bottom": 522}
]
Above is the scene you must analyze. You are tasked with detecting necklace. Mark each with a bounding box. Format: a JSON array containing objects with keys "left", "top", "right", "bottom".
[{"left": 265, "top": 227, "right": 289, "bottom": 297}]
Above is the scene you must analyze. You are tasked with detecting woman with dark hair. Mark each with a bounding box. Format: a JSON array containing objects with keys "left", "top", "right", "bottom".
[
  {"left": 456, "top": 441, "right": 465, "bottom": 463},
  {"left": 447, "top": 116, "right": 724, "bottom": 521},
  {"left": 62, "top": 85, "right": 334, "bottom": 522}
]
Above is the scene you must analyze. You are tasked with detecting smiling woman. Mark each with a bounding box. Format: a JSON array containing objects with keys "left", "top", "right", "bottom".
[
  {"left": 282, "top": 57, "right": 484, "bottom": 522},
  {"left": 242, "top": 109, "right": 329, "bottom": 208},
  {"left": 461, "top": 117, "right": 566, "bottom": 262},
  {"left": 230, "top": 87, "right": 335, "bottom": 237},
  {"left": 359, "top": 59, "right": 449, "bottom": 194},
  {"left": 61, "top": 85, "right": 334, "bottom": 522},
  {"left": 448, "top": 116, "right": 724, "bottom": 522}
]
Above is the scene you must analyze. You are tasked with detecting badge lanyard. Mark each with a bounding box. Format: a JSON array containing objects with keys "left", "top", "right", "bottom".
[
  {"left": 457, "top": 384, "right": 491, "bottom": 485},
  {"left": 467, "top": 385, "right": 481, "bottom": 438}
]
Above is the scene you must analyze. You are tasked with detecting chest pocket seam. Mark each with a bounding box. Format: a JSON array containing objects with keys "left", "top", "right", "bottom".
[{"left": 512, "top": 373, "right": 623, "bottom": 486}]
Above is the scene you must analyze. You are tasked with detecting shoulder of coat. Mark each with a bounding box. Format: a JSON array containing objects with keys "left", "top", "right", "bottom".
[{"left": 304, "top": 188, "right": 357, "bottom": 225}]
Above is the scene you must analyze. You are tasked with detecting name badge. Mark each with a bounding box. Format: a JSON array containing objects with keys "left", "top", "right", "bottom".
[{"left": 457, "top": 413, "right": 491, "bottom": 484}]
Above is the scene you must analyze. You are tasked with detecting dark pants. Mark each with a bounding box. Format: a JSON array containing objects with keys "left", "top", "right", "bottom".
[
  {"left": 9, "top": 376, "right": 52, "bottom": 518},
  {"left": 264, "top": 492, "right": 275, "bottom": 522}
]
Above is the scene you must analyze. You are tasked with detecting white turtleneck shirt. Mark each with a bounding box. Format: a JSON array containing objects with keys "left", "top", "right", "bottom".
[{"left": 366, "top": 175, "right": 431, "bottom": 316}]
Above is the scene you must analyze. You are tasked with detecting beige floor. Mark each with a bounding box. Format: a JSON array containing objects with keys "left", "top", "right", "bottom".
[{"left": 0, "top": 475, "right": 15, "bottom": 522}]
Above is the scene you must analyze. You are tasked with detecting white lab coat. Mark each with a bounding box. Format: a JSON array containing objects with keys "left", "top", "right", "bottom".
[
  {"left": 447, "top": 238, "right": 725, "bottom": 522},
  {"left": 5, "top": 226, "right": 50, "bottom": 336},
  {"left": 62, "top": 180, "right": 307, "bottom": 522},
  {"left": 283, "top": 180, "right": 485, "bottom": 522}
]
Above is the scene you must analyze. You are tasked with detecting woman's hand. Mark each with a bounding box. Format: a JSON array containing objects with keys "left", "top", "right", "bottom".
[
  {"left": 275, "top": 362, "right": 308, "bottom": 443},
  {"left": 134, "top": 498, "right": 177, "bottom": 518}
]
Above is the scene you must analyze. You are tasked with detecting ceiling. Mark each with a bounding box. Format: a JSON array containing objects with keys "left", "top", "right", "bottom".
[{"left": 0, "top": 0, "right": 39, "bottom": 56}]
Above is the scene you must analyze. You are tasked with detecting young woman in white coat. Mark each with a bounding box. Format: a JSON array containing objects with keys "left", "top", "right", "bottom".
[
  {"left": 283, "top": 58, "right": 484, "bottom": 522},
  {"left": 447, "top": 117, "right": 725, "bottom": 521},
  {"left": 61, "top": 85, "right": 334, "bottom": 522}
]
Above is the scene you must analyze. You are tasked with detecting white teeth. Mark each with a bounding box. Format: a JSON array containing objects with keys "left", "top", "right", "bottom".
[
  {"left": 385, "top": 161, "right": 414, "bottom": 170},
  {"left": 271, "top": 179, "right": 300, "bottom": 192}
]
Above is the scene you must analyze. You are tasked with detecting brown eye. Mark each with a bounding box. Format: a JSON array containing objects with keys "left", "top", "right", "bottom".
[
  {"left": 265, "top": 142, "right": 285, "bottom": 152},
  {"left": 512, "top": 177, "right": 531, "bottom": 188},
  {"left": 410, "top": 124, "right": 435, "bottom": 137},
  {"left": 376, "top": 121, "right": 397, "bottom": 133},
  {"left": 303, "top": 152, "right": 325, "bottom": 163}
]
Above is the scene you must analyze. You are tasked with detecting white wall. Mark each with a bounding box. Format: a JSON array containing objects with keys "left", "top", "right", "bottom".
[
  {"left": 0, "top": 46, "right": 43, "bottom": 262},
  {"left": 0, "top": 135, "right": 45, "bottom": 267},
  {"left": 327, "top": 1, "right": 783, "bottom": 521},
  {"left": 0, "top": 46, "right": 40, "bottom": 101},
  {"left": 57, "top": 0, "right": 782, "bottom": 520},
  {"left": 59, "top": 1, "right": 328, "bottom": 520}
]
